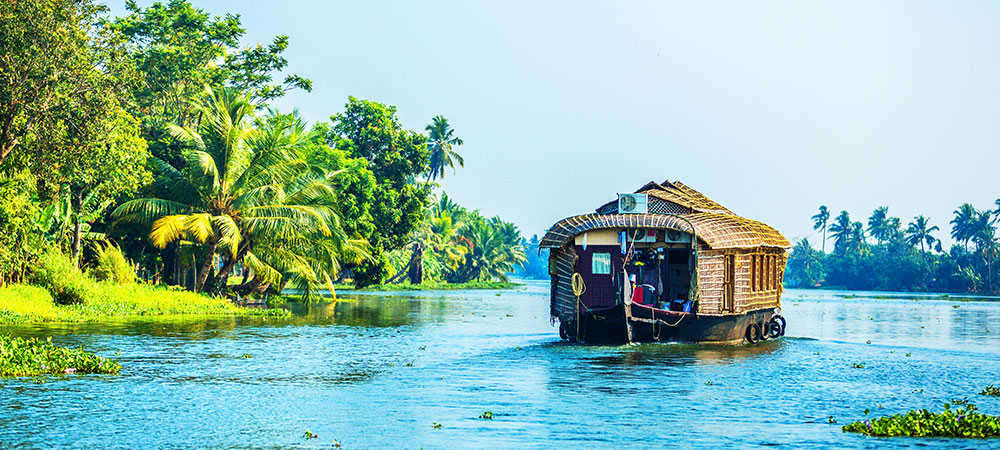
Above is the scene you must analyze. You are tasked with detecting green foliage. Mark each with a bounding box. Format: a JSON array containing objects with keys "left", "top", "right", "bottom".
[
  {"left": 785, "top": 239, "right": 825, "bottom": 288},
  {"left": 0, "top": 171, "right": 46, "bottom": 284},
  {"left": 425, "top": 115, "right": 464, "bottom": 181},
  {"left": 29, "top": 250, "right": 94, "bottom": 305},
  {"left": 446, "top": 217, "right": 526, "bottom": 283},
  {"left": 513, "top": 234, "right": 549, "bottom": 280},
  {"left": 0, "top": 282, "right": 288, "bottom": 323},
  {"left": 0, "top": 335, "right": 121, "bottom": 377},
  {"left": 104, "top": 0, "right": 311, "bottom": 170},
  {"left": 980, "top": 385, "right": 1000, "bottom": 397},
  {"left": 788, "top": 203, "right": 999, "bottom": 294},
  {"left": 90, "top": 245, "right": 136, "bottom": 285},
  {"left": 114, "top": 90, "right": 356, "bottom": 295},
  {"left": 317, "top": 97, "right": 432, "bottom": 286},
  {"left": 385, "top": 192, "right": 525, "bottom": 285},
  {"left": 842, "top": 402, "right": 1000, "bottom": 438},
  {"left": 0, "top": 0, "right": 118, "bottom": 166}
]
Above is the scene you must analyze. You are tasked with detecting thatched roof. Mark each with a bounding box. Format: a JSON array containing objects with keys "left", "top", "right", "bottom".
[{"left": 542, "top": 180, "right": 791, "bottom": 250}]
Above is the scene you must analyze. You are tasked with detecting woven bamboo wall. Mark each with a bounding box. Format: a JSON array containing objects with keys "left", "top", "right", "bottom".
[
  {"left": 733, "top": 249, "right": 787, "bottom": 313},
  {"left": 696, "top": 250, "right": 726, "bottom": 315},
  {"left": 549, "top": 246, "right": 579, "bottom": 322}
]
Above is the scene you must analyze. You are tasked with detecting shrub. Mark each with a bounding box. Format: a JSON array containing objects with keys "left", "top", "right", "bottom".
[
  {"left": 90, "top": 245, "right": 135, "bottom": 285},
  {"left": 28, "top": 250, "right": 95, "bottom": 305}
]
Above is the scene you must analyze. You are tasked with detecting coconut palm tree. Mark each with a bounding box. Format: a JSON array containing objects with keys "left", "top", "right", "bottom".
[
  {"left": 828, "top": 211, "right": 852, "bottom": 253},
  {"left": 905, "top": 215, "right": 939, "bottom": 252},
  {"left": 849, "top": 221, "right": 867, "bottom": 254},
  {"left": 114, "top": 88, "right": 355, "bottom": 294},
  {"left": 447, "top": 217, "right": 526, "bottom": 283},
  {"left": 951, "top": 203, "right": 977, "bottom": 250},
  {"left": 425, "top": 115, "right": 464, "bottom": 182},
  {"left": 811, "top": 205, "right": 830, "bottom": 253},
  {"left": 971, "top": 210, "right": 998, "bottom": 293},
  {"left": 867, "top": 206, "right": 889, "bottom": 245}
]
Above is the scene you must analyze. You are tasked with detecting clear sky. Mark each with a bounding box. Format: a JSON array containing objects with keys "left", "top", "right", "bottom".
[{"left": 111, "top": 1, "right": 1000, "bottom": 246}]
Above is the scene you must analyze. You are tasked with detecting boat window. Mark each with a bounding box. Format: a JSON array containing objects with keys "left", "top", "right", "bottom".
[{"left": 592, "top": 253, "right": 611, "bottom": 275}]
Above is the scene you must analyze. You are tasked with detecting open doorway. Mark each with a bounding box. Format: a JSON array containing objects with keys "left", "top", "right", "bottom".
[{"left": 625, "top": 245, "right": 693, "bottom": 312}]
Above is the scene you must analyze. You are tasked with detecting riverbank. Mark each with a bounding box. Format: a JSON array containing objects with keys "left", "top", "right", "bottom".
[
  {"left": 0, "top": 283, "right": 288, "bottom": 325},
  {"left": 333, "top": 280, "right": 521, "bottom": 292},
  {"left": 0, "top": 335, "right": 120, "bottom": 377}
]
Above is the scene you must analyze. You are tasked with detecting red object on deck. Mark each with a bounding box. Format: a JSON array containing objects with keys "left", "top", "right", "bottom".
[{"left": 631, "top": 286, "right": 645, "bottom": 305}]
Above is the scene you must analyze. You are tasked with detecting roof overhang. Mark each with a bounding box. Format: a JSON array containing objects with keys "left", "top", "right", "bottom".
[{"left": 540, "top": 213, "right": 791, "bottom": 250}]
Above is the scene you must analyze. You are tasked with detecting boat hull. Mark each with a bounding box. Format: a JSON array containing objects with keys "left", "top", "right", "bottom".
[{"left": 562, "top": 304, "right": 780, "bottom": 345}]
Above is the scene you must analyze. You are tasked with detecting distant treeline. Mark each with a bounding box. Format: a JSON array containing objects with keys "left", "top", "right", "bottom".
[
  {"left": 513, "top": 235, "right": 549, "bottom": 280},
  {"left": 785, "top": 202, "right": 999, "bottom": 294}
]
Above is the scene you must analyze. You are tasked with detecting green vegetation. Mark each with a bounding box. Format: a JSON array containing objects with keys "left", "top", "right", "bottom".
[
  {"left": 0, "top": 335, "right": 121, "bottom": 377},
  {"left": 0, "top": 283, "right": 285, "bottom": 324},
  {"left": 981, "top": 385, "right": 1000, "bottom": 397},
  {"left": 0, "top": 249, "right": 285, "bottom": 324},
  {"left": 787, "top": 203, "right": 999, "bottom": 294},
  {"left": 0, "top": 0, "right": 525, "bottom": 315},
  {"left": 843, "top": 402, "right": 1000, "bottom": 438},
  {"left": 385, "top": 193, "right": 525, "bottom": 287}
]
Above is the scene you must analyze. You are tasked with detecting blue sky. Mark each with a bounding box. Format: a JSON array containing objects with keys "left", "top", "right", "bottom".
[{"left": 111, "top": 1, "right": 1000, "bottom": 246}]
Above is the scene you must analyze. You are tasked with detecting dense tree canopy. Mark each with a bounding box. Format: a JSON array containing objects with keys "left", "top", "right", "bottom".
[
  {"left": 0, "top": 0, "right": 525, "bottom": 299},
  {"left": 317, "top": 97, "right": 433, "bottom": 286},
  {"left": 105, "top": 0, "right": 311, "bottom": 167}
]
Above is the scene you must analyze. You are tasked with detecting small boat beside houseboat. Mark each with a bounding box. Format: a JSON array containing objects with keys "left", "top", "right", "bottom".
[{"left": 541, "top": 179, "right": 791, "bottom": 345}]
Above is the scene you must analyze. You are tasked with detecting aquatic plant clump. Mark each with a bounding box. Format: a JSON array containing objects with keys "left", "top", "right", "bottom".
[
  {"left": 842, "top": 403, "right": 1000, "bottom": 438},
  {"left": 981, "top": 385, "right": 1000, "bottom": 397},
  {"left": 0, "top": 335, "right": 121, "bottom": 377}
]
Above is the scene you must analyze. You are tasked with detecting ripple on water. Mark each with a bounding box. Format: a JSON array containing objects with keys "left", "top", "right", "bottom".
[{"left": 1, "top": 282, "right": 999, "bottom": 448}]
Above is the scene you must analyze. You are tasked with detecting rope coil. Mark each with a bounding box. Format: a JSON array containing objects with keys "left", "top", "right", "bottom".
[{"left": 572, "top": 273, "right": 586, "bottom": 341}]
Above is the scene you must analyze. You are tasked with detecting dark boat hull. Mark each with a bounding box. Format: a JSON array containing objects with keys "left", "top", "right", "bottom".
[{"left": 563, "top": 304, "right": 780, "bottom": 345}]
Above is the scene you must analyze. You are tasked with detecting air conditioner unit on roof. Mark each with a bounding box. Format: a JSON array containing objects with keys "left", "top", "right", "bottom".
[{"left": 618, "top": 193, "right": 648, "bottom": 214}]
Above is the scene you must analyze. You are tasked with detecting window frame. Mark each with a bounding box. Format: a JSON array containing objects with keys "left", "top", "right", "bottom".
[{"left": 591, "top": 252, "right": 611, "bottom": 275}]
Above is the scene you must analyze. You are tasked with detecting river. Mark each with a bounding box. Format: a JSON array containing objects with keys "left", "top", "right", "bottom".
[{"left": 2, "top": 281, "right": 999, "bottom": 448}]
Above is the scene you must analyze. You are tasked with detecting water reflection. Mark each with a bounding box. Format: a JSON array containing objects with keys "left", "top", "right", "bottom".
[{"left": 283, "top": 294, "right": 449, "bottom": 328}]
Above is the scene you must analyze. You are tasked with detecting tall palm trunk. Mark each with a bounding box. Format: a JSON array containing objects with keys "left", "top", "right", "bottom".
[
  {"left": 70, "top": 189, "right": 83, "bottom": 269},
  {"left": 195, "top": 239, "right": 219, "bottom": 292},
  {"left": 821, "top": 226, "right": 827, "bottom": 253},
  {"left": 206, "top": 242, "right": 250, "bottom": 294}
]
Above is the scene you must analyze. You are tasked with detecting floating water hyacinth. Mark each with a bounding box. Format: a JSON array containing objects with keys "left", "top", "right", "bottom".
[
  {"left": 0, "top": 335, "right": 120, "bottom": 377},
  {"left": 843, "top": 402, "right": 1000, "bottom": 438}
]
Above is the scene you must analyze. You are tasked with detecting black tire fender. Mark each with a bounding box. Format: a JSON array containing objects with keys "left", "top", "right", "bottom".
[
  {"left": 771, "top": 315, "right": 786, "bottom": 337},
  {"left": 746, "top": 322, "right": 762, "bottom": 344}
]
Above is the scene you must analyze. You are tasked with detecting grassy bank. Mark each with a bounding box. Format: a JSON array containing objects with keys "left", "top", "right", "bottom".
[
  {"left": 332, "top": 280, "right": 521, "bottom": 292},
  {"left": 0, "top": 335, "right": 121, "bottom": 377},
  {"left": 0, "top": 283, "right": 288, "bottom": 324}
]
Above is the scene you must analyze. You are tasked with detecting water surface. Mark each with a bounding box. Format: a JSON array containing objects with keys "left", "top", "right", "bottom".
[{"left": 2, "top": 282, "right": 999, "bottom": 448}]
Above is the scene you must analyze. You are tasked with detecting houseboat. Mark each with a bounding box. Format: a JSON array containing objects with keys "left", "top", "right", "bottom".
[{"left": 541, "top": 179, "right": 791, "bottom": 345}]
